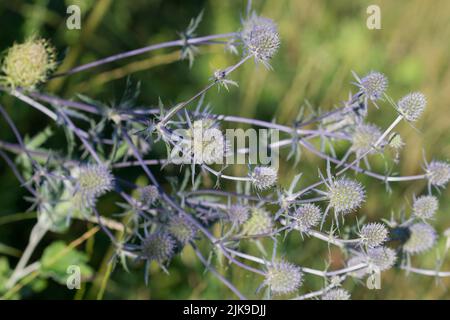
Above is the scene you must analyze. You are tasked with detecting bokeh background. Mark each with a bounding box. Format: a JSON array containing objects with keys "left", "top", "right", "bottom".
[{"left": 1, "top": 0, "right": 450, "bottom": 299}]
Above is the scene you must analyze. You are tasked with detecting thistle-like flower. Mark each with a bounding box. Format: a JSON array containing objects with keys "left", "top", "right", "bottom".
[
  {"left": 359, "top": 223, "right": 389, "bottom": 248},
  {"left": 403, "top": 223, "right": 437, "bottom": 254},
  {"left": 367, "top": 246, "right": 397, "bottom": 271},
  {"left": 1, "top": 37, "right": 56, "bottom": 89},
  {"left": 241, "top": 13, "right": 280, "bottom": 68},
  {"left": 426, "top": 160, "right": 450, "bottom": 187},
  {"left": 251, "top": 166, "right": 277, "bottom": 190},
  {"left": 412, "top": 195, "right": 438, "bottom": 220},
  {"left": 138, "top": 185, "right": 159, "bottom": 207},
  {"left": 140, "top": 232, "right": 175, "bottom": 264},
  {"left": 264, "top": 260, "right": 302, "bottom": 295},
  {"left": 397, "top": 92, "right": 427, "bottom": 122},
  {"left": 242, "top": 207, "right": 273, "bottom": 236},
  {"left": 326, "top": 177, "right": 365, "bottom": 215},
  {"left": 289, "top": 203, "right": 322, "bottom": 232},
  {"left": 227, "top": 204, "right": 250, "bottom": 225},
  {"left": 167, "top": 215, "right": 196, "bottom": 245},
  {"left": 357, "top": 71, "right": 388, "bottom": 102},
  {"left": 75, "top": 164, "right": 114, "bottom": 208},
  {"left": 322, "top": 288, "right": 351, "bottom": 300},
  {"left": 350, "top": 123, "right": 382, "bottom": 157}
]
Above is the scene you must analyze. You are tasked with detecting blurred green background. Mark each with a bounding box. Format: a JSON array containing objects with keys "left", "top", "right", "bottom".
[{"left": 1, "top": 0, "right": 450, "bottom": 299}]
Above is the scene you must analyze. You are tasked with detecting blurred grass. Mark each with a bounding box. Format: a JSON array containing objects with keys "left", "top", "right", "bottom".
[{"left": 1, "top": 0, "right": 450, "bottom": 299}]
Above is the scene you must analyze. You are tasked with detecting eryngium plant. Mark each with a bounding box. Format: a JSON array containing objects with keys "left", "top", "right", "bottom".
[{"left": 1, "top": 4, "right": 450, "bottom": 300}]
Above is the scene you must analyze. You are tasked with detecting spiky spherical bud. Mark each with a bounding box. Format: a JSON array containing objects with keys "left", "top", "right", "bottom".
[
  {"left": 75, "top": 164, "right": 114, "bottom": 207},
  {"left": 289, "top": 203, "right": 322, "bottom": 232},
  {"left": 403, "top": 223, "right": 437, "bottom": 254},
  {"left": 228, "top": 204, "right": 250, "bottom": 225},
  {"left": 412, "top": 195, "right": 438, "bottom": 220},
  {"left": 264, "top": 260, "right": 302, "bottom": 295},
  {"left": 388, "top": 133, "right": 404, "bottom": 150},
  {"left": 242, "top": 207, "right": 273, "bottom": 236},
  {"left": 241, "top": 13, "right": 280, "bottom": 66},
  {"left": 350, "top": 123, "right": 382, "bottom": 157},
  {"left": 426, "top": 160, "right": 450, "bottom": 187},
  {"left": 327, "top": 178, "right": 365, "bottom": 215},
  {"left": 397, "top": 92, "right": 427, "bottom": 122},
  {"left": 141, "top": 232, "right": 175, "bottom": 263},
  {"left": 167, "top": 215, "right": 196, "bottom": 245},
  {"left": 359, "top": 223, "right": 389, "bottom": 248},
  {"left": 138, "top": 185, "right": 159, "bottom": 207},
  {"left": 358, "top": 71, "right": 388, "bottom": 101},
  {"left": 367, "top": 246, "right": 397, "bottom": 271},
  {"left": 322, "top": 289, "right": 351, "bottom": 300},
  {"left": 251, "top": 166, "right": 277, "bottom": 190},
  {"left": 1, "top": 37, "right": 56, "bottom": 89}
]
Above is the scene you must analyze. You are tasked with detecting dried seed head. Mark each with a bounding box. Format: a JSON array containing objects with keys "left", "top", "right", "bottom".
[
  {"left": 359, "top": 223, "right": 389, "bottom": 248},
  {"left": 264, "top": 260, "right": 303, "bottom": 295},
  {"left": 350, "top": 123, "right": 382, "bottom": 157},
  {"left": 138, "top": 185, "right": 159, "bottom": 207},
  {"left": 1, "top": 37, "right": 56, "bottom": 89},
  {"left": 289, "top": 203, "right": 322, "bottom": 232},
  {"left": 141, "top": 232, "right": 175, "bottom": 263},
  {"left": 403, "top": 223, "right": 437, "bottom": 254},
  {"left": 412, "top": 195, "right": 438, "bottom": 220},
  {"left": 358, "top": 71, "right": 388, "bottom": 101},
  {"left": 228, "top": 204, "right": 250, "bottom": 225},
  {"left": 75, "top": 164, "right": 114, "bottom": 208},
  {"left": 167, "top": 215, "right": 196, "bottom": 245},
  {"left": 322, "top": 289, "right": 351, "bottom": 300},
  {"left": 241, "top": 13, "right": 280, "bottom": 66},
  {"left": 397, "top": 92, "right": 427, "bottom": 122},
  {"left": 327, "top": 178, "right": 365, "bottom": 215},
  {"left": 367, "top": 246, "right": 397, "bottom": 271},
  {"left": 251, "top": 166, "right": 277, "bottom": 190},
  {"left": 242, "top": 207, "right": 273, "bottom": 236},
  {"left": 426, "top": 160, "right": 450, "bottom": 187}
]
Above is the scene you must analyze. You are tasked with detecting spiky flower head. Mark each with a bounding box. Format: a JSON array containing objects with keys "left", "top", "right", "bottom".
[
  {"left": 75, "top": 164, "right": 114, "bottom": 208},
  {"left": 412, "top": 195, "right": 438, "bottom": 220},
  {"left": 264, "top": 260, "right": 302, "bottom": 295},
  {"left": 167, "top": 215, "right": 196, "bottom": 245},
  {"left": 388, "top": 133, "right": 404, "bottom": 151},
  {"left": 242, "top": 207, "right": 273, "bottom": 236},
  {"left": 1, "top": 37, "right": 56, "bottom": 89},
  {"left": 251, "top": 166, "right": 277, "bottom": 190},
  {"left": 359, "top": 223, "right": 389, "bottom": 248},
  {"left": 289, "top": 203, "right": 322, "bottom": 232},
  {"left": 241, "top": 13, "right": 280, "bottom": 67},
  {"left": 358, "top": 71, "right": 388, "bottom": 101},
  {"left": 397, "top": 92, "right": 427, "bottom": 122},
  {"left": 138, "top": 185, "right": 159, "bottom": 207},
  {"left": 326, "top": 177, "right": 365, "bottom": 215},
  {"left": 426, "top": 160, "right": 450, "bottom": 187},
  {"left": 403, "top": 223, "right": 437, "bottom": 254},
  {"left": 322, "top": 289, "right": 351, "bottom": 300},
  {"left": 367, "top": 246, "right": 397, "bottom": 271},
  {"left": 350, "top": 123, "right": 382, "bottom": 157},
  {"left": 228, "top": 204, "right": 250, "bottom": 225},
  {"left": 141, "top": 232, "right": 175, "bottom": 263}
]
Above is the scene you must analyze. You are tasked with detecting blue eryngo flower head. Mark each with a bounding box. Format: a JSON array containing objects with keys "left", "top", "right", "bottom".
[
  {"left": 264, "top": 260, "right": 302, "bottom": 295},
  {"left": 367, "top": 246, "right": 397, "bottom": 271},
  {"left": 289, "top": 203, "right": 322, "bottom": 232},
  {"left": 140, "top": 232, "right": 175, "bottom": 264},
  {"left": 397, "top": 92, "right": 427, "bottom": 122},
  {"left": 322, "top": 289, "right": 351, "bottom": 300},
  {"left": 242, "top": 207, "right": 273, "bottom": 236},
  {"left": 347, "top": 255, "right": 370, "bottom": 278},
  {"left": 426, "top": 160, "right": 450, "bottom": 187},
  {"left": 1, "top": 37, "right": 56, "bottom": 89},
  {"left": 251, "top": 166, "right": 277, "bottom": 190},
  {"left": 359, "top": 222, "right": 389, "bottom": 248},
  {"left": 241, "top": 13, "right": 280, "bottom": 68},
  {"left": 326, "top": 177, "right": 365, "bottom": 215},
  {"left": 412, "top": 195, "right": 438, "bottom": 220},
  {"left": 357, "top": 71, "right": 388, "bottom": 101},
  {"left": 228, "top": 204, "right": 250, "bottom": 225},
  {"left": 167, "top": 215, "right": 196, "bottom": 245},
  {"left": 75, "top": 164, "right": 114, "bottom": 208},
  {"left": 138, "top": 185, "right": 159, "bottom": 207},
  {"left": 403, "top": 223, "right": 437, "bottom": 254},
  {"left": 350, "top": 123, "right": 382, "bottom": 157}
]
